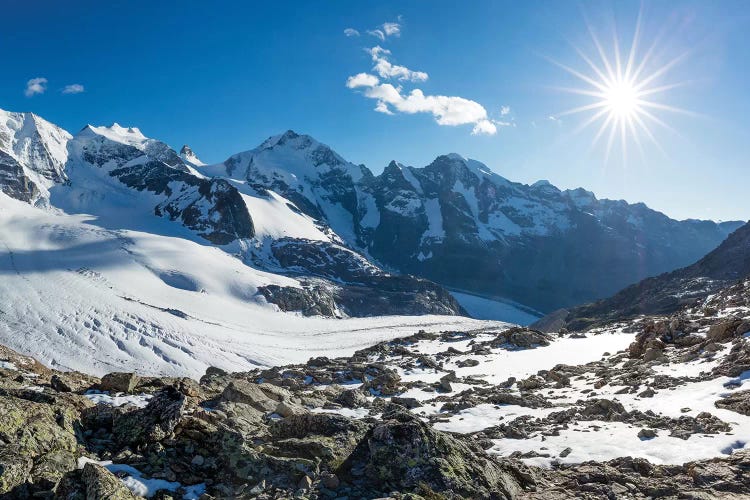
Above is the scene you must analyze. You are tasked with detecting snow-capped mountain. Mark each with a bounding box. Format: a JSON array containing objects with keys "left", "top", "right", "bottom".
[
  {"left": 203, "top": 133, "right": 742, "bottom": 312},
  {"left": 179, "top": 144, "right": 205, "bottom": 167},
  {"left": 0, "top": 110, "right": 71, "bottom": 203}
]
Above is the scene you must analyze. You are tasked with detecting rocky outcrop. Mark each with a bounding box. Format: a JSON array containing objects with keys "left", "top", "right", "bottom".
[
  {"left": 259, "top": 242, "right": 466, "bottom": 317},
  {"left": 109, "top": 160, "right": 255, "bottom": 244},
  {"left": 535, "top": 222, "right": 750, "bottom": 331}
]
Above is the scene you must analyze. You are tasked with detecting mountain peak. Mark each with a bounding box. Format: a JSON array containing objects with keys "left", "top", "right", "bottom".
[
  {"left": 179, "top": 144, "right": 205, "bottom": 166},
  {"left": 76, "top": 123, "right": 149, "bottom": 148}
]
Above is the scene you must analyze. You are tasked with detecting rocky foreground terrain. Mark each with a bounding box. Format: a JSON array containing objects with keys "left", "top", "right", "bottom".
[{"left": 2, "top": 278, "right": 750, "bottom": 499}]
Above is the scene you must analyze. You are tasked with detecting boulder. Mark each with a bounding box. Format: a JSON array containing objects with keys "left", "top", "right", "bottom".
[
  {"left": 99, "top": 372, "right": 140, "bottom": 394},
  {"left": 81, "top": 462, "right": 137, "bottom": 499},
  {"left": 352, "top": 411, "right": 535, "bottom": 498},
  {"left": 113, "top": 387, "right": 186, "bottom": 446},
  {"left": 337, "top": 388, "right": 369, "bottom": 408},
  {"left": 715, "top": 390, "right": 750, "bottom": 416},
  {"left": 707, "top": 319, "right": 741, "bottom": 343}
]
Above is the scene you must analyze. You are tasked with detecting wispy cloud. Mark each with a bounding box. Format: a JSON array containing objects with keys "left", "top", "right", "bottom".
[
  {"left": 381, "top": 22, "right": 401, "bottom": 37},
  {"left": 500, "top": 105, "right": 511, "bottom": 116},
  {"left": 368, "top": 46, "right": 428, "bottom": 82},
  {"left": 367, "top": 20, "right": 401, "bottom": 41},
  {"left": 24, "top": 77, "right": 47, "bottom": 97},
  {"left": 62, "top": 84, "right": 85, "bottom": 94},
  {"left": 344, "top": 28, "right": 359, "bottom": 37}
]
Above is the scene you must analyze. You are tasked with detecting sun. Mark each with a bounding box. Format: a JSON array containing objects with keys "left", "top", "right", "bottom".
[
  {"left": 548, "top": 10, "right": 692, "bottom": 162},
  {"left": 604, "top": 81, "right": 639, "bottom": 118}
]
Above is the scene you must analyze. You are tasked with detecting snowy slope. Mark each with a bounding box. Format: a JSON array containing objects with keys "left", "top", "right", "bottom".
[
  {"left": 450, "top": 291, "right": 541, "bottom": 325},
  {"left": 0, "top": 192, "right": 497, "bottom": 378}
]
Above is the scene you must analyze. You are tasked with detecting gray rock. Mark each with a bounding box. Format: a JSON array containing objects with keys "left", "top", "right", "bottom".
[
  {"left": 100, "top": 372, "right": 140, "bottom": 394},
  {"left": 81, "top": 462, "right": 137, "bottom": 499}
]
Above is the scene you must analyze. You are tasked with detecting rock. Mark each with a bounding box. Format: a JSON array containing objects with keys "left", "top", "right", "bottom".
[
  {"left": 50, "top": 374, "right": 73, "bottom": 393},
  {"left": 221, "top": 380, "right": 272, "bottom": 407},
  {"left": 81, "top": 462, "right": 137, "bottom": 499},
  {"left": 337, "top": 388, "right": 369, "bottom": 408},
  {"left": 707, "top": 319, "right": 740, "bottom": 343},
  {"left": 353, "top": 411, "right": 535, "bottom": 498},
  {"left": 438, "top": 376, "right": 453, "bottom": 392},
  {"left": 270, "top": 413, "right": 370, "bottom": 469},
  {"left": 638, "top": 388, "right": 656, "bottom": 398},
  {"left": 362, "top": 369, "right": 402, "bottom": 396},
  {"left": 321, "top": 472, "right": 340, "bottom": 490},
  {"left": 642, "top": 348, "right": 664, "bottom": 362},
  {"left": 191, "top": 455, "right": 205, "bottom": 467},
  {"left": 100, "top": 372, "right": 140, "bottom": 394},
  {"left": 391, "top": 396, "right": 421, "bottom": 409},
  {"left": 0, "top": 448, "right": 33, "bottom": 494},
  {"left": 559, "top": 447, "right": 572, "bottom": 458},
  {"left": 456, "top": 358, "right": 480, "bottom": 368},
  {"left": 297, "top": 475, "right": 312, "bottom": 490},
  {"left": 518, "top": 375, "right": 545, "bottom": 391},
  {"left": 113, "top": 387, "right": 186, "bottom": 446},
  {"left": 638, "top": 428, "right": 657, "bottom": 439},
  {"left": 203, "top": 366, "right": 227, "bottom": 379},
  {"left": 715, "top": 390, "right": 750, "bottom": 416}
]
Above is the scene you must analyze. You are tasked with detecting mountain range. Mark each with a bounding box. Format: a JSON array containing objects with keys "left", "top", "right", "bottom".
[{"left": 0, "top": 107, "right": 742, "bottom": 327}]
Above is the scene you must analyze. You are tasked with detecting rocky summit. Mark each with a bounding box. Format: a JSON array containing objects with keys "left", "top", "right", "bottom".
[{"left": 1, "top": 274, "right": 750, "bottom": 498}]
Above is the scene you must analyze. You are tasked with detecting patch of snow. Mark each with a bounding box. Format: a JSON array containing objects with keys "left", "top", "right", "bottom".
[
  {"left": 85, "top": 390, "right": 153, "bottom": 408},
  {"left": 0, "top": 360, "right": 18, "bottom": 371}
]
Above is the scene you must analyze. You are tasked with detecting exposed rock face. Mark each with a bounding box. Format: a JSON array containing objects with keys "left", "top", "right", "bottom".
[
  {"left": 535, "top": 222, "right": 750, "bottom": 331},
  {"left": 0, "top": 151, "right": 41, "bottom": 203},
  {"left": 260, "top": 238, "right": 465, "bottom": 316}
]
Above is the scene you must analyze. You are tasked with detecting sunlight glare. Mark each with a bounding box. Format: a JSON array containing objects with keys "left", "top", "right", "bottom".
[
  {"left": 549, "top": 9, "right": 692, "bottom": 162},
  {"left": 604, "top": 81, "right": 638, "bottom": 118}
]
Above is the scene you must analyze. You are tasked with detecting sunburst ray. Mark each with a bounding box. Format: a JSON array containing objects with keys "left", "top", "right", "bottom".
[{"left": 549, "top": 7, "right": 692, "bottom": 162}]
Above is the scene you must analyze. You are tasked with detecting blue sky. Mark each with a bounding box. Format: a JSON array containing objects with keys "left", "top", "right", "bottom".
[{"left": 3, "top": 0, "right": 749, "bottom": 221}]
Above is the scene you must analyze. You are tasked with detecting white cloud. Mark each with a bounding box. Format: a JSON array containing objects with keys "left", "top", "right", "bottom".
[
  {"left": 24, "top": 77, "right": 47, "bottom": 97},
  {"left": 367, "top": 29, "right": 386, "bottom": 41},
  {"left": 346, "top": 73, "right": 380, "bottom": 88},
  {"left": 367, "top": 21, "right": 401, "bottom": 41},
  {"left": 500, "top": 105, "right": 511, "bottom": 116},
  {"left": 368, "top": 46, "right": 428, "bottom": 82},
  {"left": 382, "top": 22, "right": 401, "bottom": 37},
  {"left": 62, "top": 84, "right": 85, "bottom": 94},
  {"left": 472, "top": 120, "right": 498, "bottom": 135},
  {"left": 344, "top": 28, "right": 359, "bottom": 37},
  {"left": 374, "top": 101, "right": 394, "bottom": 115},
  {"left": 352, "top": 78, "right": 496, "bottom": 134}
]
